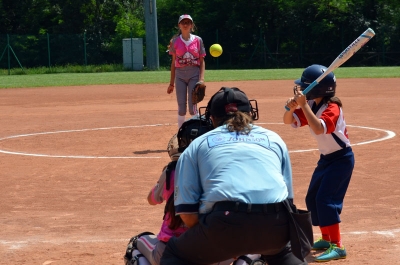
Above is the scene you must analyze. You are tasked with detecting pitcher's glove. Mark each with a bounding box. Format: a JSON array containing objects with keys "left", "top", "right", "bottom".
[{"left": 192, "top": 82, "right": 206, "bottom": 104}]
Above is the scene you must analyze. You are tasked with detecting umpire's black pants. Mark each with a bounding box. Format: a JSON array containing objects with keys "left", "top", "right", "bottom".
[{"left": 160, "top": 201, "right": 307, "bottom": 265}]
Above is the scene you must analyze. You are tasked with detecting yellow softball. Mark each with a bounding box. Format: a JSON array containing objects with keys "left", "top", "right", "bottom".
[{"left": 209, "top": 44, "right": 223, "bottom": 57}]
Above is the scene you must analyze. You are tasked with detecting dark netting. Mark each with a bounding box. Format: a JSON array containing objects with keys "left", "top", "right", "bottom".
[{"left": 0, "top": 29, "right": 399, "bottom": 70}]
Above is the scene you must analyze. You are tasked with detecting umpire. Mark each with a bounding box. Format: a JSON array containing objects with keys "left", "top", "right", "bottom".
[{"left": 160, "top": 87, "right": 307, "bottom": 265}]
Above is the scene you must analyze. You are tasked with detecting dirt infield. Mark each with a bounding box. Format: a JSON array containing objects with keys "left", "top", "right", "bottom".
[{"left": 0, "top": 79, "right": 399, "bottom": 265}]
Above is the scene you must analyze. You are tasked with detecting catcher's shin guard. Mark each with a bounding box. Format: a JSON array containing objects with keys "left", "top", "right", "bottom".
[
  {"left": 124, "top": 231, "right": 154, "bottom": 265},
  {"left": 233, "top": 254, "right": 265, "bottom": 265},
  {"left": 125, "top": 249, "right": 151, "bottom": 265}
]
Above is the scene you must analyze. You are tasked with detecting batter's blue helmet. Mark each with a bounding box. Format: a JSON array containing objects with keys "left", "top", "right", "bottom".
[{"left": 295, "top": 64, "right": 336, "bottom": 100}]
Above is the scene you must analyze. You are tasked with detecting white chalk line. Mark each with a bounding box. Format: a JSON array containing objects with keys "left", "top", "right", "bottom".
[
  {"left": 257, "top": 123, "right": 396, "bottom": 153},
  {"left": 0, "top": 124, "right": 397, "bottom": 250},
  {"left": 0, "top": 123, "right": 396, "bottom": 158},
  {"left": 2, "top": 228, "right": 400, "bottom": 250},
  {"left": 0, "top": 123, "right": 175, "bottom": 159}
]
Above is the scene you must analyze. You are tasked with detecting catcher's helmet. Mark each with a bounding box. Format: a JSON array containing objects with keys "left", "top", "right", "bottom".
[
  {"left": 177, "top": 117, "right": 213, "bottom": 151},
  {"left": 295, "top": 64, "right": 336, "bottom": 100},
  {"left": 167, "top": 117, "right": 213, "bottom": 160}
]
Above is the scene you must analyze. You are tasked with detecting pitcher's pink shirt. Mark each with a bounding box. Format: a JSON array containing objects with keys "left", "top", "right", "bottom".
[
  {"left": 148, "top": 169, "right": 187, "bottom": 242},
  {"left": 169, "top": 34, "right": 206, "bottom": 68}
]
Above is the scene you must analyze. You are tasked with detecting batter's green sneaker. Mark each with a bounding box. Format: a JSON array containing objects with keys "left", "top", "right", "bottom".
[
  {"left": 315, "top": 244, "right": 347, "bottom": 262},
  {"left": 312, "top": 238, "right": 331, "bottom": 250}
]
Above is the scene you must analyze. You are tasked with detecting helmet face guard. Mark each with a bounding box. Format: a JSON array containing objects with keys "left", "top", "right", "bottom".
[
  {"left": 167, "top": 117, "right": 213, "bottom": 160},
  {"left": 176, "top": 118, "right": 213, "bottom": 151},
  {"left": 295, "top": 64, "right": 336, "bottom": 100}
]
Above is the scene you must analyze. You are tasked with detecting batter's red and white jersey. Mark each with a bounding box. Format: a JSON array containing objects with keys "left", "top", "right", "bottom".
[{"left": 292, "top": 100, "right": 351, "bottom": 155}]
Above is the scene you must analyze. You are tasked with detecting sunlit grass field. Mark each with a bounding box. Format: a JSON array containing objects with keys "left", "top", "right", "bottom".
[{"left": 0, "top": 66, "right": 399, "bottom": 89}]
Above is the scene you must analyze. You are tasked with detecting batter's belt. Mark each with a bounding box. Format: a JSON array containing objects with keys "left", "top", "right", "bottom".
[{"left": 212, "top": 201, "right": 285, "bottom": 214}]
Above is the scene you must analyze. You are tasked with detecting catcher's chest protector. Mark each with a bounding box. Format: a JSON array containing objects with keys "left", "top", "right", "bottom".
[{"left": 163, "top": 161, "right": 177, "bottom": 218}]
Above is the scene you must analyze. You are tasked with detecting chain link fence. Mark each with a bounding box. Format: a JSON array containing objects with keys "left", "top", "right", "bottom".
[{"left": 1, "top": 31, "right": 399, "bottom": 71}]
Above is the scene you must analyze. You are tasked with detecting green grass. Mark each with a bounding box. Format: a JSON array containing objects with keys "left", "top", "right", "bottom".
[{"left": 0, "top": 66, "right": 399, "bottom": 89}]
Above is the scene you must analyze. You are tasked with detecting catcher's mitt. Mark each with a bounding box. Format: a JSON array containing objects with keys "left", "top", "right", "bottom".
[{"left": 192, "top": 82, "right": 206, "bottom": 104}]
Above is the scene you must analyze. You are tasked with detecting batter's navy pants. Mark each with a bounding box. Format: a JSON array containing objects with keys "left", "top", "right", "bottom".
[{"left": 306, "top": 147, "right": 354, "bottom": 227}]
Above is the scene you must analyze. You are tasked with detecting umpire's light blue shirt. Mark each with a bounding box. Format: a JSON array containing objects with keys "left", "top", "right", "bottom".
[{"left": 174, "top": 124, "right": 293, "bottom": 215}]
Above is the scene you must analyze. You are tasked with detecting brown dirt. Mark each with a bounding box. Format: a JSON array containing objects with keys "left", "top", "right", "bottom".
[{"left": 0, "top": 79, "right": 399, "bottom": 265}]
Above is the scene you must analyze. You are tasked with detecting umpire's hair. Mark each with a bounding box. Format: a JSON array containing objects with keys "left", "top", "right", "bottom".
[{"left": 212, "top": 111, "right": 253, "bottom": 134}]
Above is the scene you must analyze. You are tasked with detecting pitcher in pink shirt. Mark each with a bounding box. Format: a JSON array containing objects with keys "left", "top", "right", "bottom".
[{"left": 166, "top": 14, "right": 206, "bottom": 128}]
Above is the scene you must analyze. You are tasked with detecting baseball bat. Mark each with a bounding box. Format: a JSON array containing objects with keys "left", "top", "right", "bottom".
[{"left": 285, "top": 28, "right": 375, "bottom": 110}]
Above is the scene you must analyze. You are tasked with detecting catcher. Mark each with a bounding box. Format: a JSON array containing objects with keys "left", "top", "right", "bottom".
[{"left": 124, "top": 117, "right": 216, "bottom": 265}]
